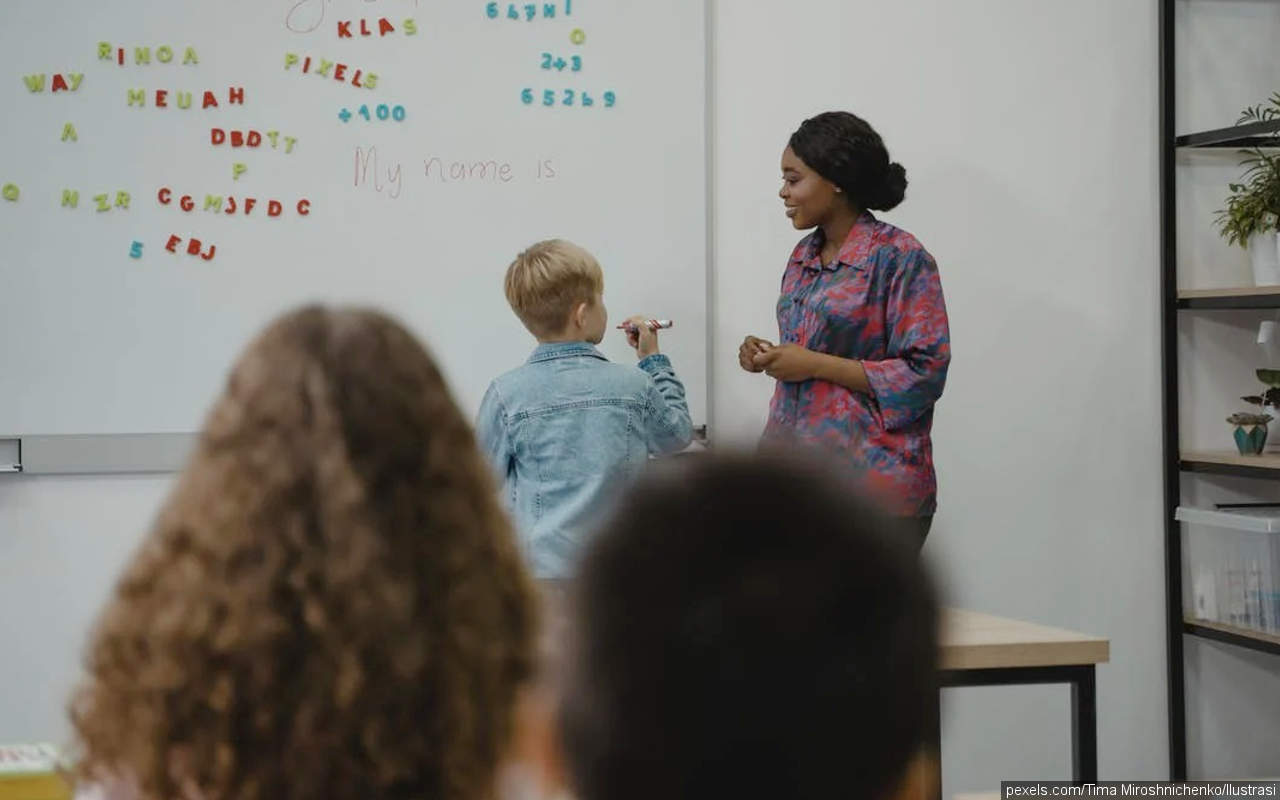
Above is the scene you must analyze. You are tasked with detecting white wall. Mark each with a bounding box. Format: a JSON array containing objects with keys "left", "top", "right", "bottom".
[
  {"left": 710, "top": 0, "right": 1167, "bottom": 791},
  {"left": 6, "top": 0, "right": 1276, "bottom": 788},
  {"left": 0, "top": 474, "right": 171, "bottom": 740}
]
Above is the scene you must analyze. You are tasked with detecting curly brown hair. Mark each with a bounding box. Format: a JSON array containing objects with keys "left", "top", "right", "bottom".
[{"left": 69, "top": 306, "right": 539, "bottom": 800}]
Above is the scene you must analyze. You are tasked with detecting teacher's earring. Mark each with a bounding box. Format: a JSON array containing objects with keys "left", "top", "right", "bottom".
[{"left": 834, "top": 187, "right": 842, "bottom": 193}]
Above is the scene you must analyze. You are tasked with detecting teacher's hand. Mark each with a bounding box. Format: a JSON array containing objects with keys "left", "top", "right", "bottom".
[
  {"left": 738, "top": 335, "right": 773, "bottom": 373},
  {"left": 754, "top": 343, "right": 819, "bottom": 382}
]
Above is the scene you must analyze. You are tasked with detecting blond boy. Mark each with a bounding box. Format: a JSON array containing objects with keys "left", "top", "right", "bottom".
[{"left": 476, "top": 239, "right": 693, "bottom": 579}]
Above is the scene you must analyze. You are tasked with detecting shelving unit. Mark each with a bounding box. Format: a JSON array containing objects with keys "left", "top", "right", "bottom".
[
  {"left": 1175, "top": 504, "right": 1280, "bottom": 533},
  {"left": 1159, "top": 0, "right": 1280, "bottom": 781},
  {"left": 1177, "top": 287, "right": 1280, "bottom": 310},
  {"left": 1179, "top": 451, "right": 1280, "bottom": 478},
  {"left": 1183, "top": 619, "right": 1280, "bottom": 657},
  {"left": 1175, "top": 119, "right": 1280, "bottom": 148}
]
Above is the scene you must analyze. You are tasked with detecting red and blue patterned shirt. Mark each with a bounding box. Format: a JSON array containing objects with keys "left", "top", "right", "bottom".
[{"left": 763, "top": 212, "right": 950, "bottom": 517}]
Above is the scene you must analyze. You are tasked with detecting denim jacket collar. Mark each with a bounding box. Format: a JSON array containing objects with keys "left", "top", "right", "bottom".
[{"left": 527, "top": 341, "right": 608, "bottom": 364}]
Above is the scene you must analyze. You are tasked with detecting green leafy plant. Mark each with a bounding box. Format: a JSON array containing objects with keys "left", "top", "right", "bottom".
[
  {"left": 1214, "top": 93, "right": 1280, "bottom": 248},
  {"left": 1242, "top": 368, "right": 1280, "bottom": 408},
  {"left": 1238, "top": 92, "right": 1280, "bottom": 126}
]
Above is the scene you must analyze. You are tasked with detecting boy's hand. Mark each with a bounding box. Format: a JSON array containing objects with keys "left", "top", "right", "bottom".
[
  {"left": 738, "top": 335, "right": 774, "bottom": 373},
  {"left": 624, "top": 315, "right": 660, "bottom": 359}
]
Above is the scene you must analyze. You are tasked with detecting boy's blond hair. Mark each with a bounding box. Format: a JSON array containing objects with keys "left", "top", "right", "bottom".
[{"left": 505, "top": 239, "right": 604, "bottom": 338}]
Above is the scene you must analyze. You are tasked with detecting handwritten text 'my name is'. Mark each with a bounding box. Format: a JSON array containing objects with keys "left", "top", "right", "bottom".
[{"left": 354, "top": 146, "right": 557, "bottom": 199}]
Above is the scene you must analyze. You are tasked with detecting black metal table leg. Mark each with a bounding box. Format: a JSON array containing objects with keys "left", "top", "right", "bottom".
[
  {"left": 1070, "top": 666, "right": 1098, "bottom": 782},
  {"left": 937, "top": 665, "right": 1100, "bottom": 788},
  {"left": 931, "top": 690, "right": 943, "bottom": 800}
]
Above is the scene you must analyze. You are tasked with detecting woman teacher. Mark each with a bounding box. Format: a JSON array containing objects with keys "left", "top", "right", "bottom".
[{"left": 740, "top": 111, "right": 950, "bottom": 545}]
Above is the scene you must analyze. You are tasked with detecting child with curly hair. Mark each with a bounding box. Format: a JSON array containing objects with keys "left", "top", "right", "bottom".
[{"left": 68, "top": 306, "right": 547, "bottom": 800}]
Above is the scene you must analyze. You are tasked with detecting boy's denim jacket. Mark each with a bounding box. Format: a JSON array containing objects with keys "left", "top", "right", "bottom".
[{"left": 476, "top": 341, "right": 693, "bottom": 578}]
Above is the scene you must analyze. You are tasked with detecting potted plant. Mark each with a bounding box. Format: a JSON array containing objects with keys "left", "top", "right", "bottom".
[
  {"left": 1215, "top": 93, "right": 1280, "bottom": 286},
  {"left": 1241, "top": 367, "right": 1280, "bottom": 413},
  {"left": 1240, "top": 368, "right": 1280, "bottom": 452},
  {"left": 1228, "top": 411, "right": 1272, "bottom": 455}
]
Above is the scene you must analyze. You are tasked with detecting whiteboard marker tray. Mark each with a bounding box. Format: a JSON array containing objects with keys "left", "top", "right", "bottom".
[{"left": 1175, "top": 505, "right": 1280, "bottom": 534}]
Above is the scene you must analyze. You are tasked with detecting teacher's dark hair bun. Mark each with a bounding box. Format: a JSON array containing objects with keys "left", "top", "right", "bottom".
[{"left": 789, "top": 111, "right": 907, "bottom": 212}]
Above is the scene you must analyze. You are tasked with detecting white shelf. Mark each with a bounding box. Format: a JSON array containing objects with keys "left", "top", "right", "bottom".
[{"left": 1175, "top": 505, "right": 1280, "bottom": 534}]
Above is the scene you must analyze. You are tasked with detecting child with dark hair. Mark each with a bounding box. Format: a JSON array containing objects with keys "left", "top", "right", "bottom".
[
  {"left": 559, "top": 451, "right": 940, "bottom": 800},
  {"left": 739, "top": 110, "right": 951, "bottom": 546}
]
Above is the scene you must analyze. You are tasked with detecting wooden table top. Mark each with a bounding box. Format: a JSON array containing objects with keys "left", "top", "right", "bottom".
[{"left": 940, "top": 609, "right": 1110, "bottom": 671}]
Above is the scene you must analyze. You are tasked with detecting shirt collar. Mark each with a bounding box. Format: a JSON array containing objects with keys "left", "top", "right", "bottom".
[
  {"left": 794, "top": 211, "right": 879, "bottom": 272},
  {"left": 527, "top": 341, "right": 608, "bottom": 363}
]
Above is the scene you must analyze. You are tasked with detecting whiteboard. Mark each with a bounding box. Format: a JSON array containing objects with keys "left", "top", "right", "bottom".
[{"left": 0, "top": 0, "right": 707, "bottom": 437}]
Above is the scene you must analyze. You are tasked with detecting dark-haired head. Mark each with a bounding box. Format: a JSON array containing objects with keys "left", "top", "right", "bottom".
[
  {"left": 560, "top": 451, "right": 939, "bottom": 800},
  {"left": 788, "top": 111, "right": 907, "bottom": 213}
]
